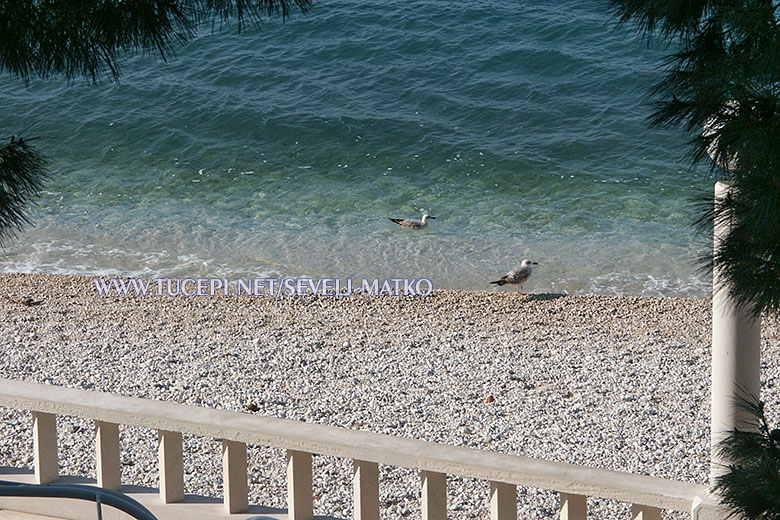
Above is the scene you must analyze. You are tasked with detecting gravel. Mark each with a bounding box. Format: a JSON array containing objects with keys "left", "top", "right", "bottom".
[{"left": 1, "top": 272, "right": 779, "bottom": 519}]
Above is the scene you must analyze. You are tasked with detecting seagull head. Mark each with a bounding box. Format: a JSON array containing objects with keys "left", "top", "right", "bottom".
[
  {"left": 521, "top": 259, "right": 538, "bottom": 267},
  {"left": 422, "top": 215, "right": 436, "bottom": 222}
]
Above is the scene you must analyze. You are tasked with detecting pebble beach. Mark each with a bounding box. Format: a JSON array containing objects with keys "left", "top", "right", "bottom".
[{"left": 2, "top": 272, "right": 780, "bottom": 519}]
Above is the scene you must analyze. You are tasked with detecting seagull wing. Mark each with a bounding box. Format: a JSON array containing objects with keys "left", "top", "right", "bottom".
[{"left": 489, "top": 275, "right": 508, "bottom": 285}]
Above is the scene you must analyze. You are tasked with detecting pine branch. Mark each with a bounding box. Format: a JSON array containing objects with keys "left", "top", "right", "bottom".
[
  {"left": 0, "top": 135, "right": 48, "bottom": 248},
  {"left": 611, "top": 0, "right": 780, "bottom": 317},
  {"left": 713, "top": 396, "right": 780, "bottom": 519},
  {"left": 0, "top": 0, "right": 313, "bottom": 83}
]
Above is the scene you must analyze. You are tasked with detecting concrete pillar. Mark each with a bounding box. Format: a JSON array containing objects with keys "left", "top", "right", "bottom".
[
  {"left": 222, "top": 440, "right": 249, "bottom": 513},
  {"left": 158, "top": 430, "right": 185, "bottom": 503},
  {"left": 95, "top": 421, "right": 121, "bottom": 490},
  {"left": 631, "top": 504, "right": 662, "bottom": 520},
  {"left": 691, "top": 494, "right": 728, "bottom": 519},
  {"left": 352, "top": 460, "right": 379, "bottom": 520},
  {"left": 559, "top": 492, "right": 587, "bottom": 519},
  {"left": 32, "top": 412, "right": 58, "bottom": 484},
  {"left": 421, "top": 471, "right": 446, "bottom": 520},
  {"left": 286, "top": 450, "right": 313, "bottom": 520},
  {"left": 710, "top": 181, "right": 762, "bottom": 481},
  {"left": 489, "top": 481, "right": 516, "bottom": 520}
]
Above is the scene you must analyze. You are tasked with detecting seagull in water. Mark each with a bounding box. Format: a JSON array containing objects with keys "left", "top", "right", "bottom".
[
  {"left": 490, "top": 259, "right": 538, "bottom": 294},
  {"left": 387, "top": 214, "right": 436, "bottom": 229}
]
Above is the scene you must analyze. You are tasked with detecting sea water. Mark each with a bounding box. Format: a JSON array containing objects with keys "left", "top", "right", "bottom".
[{"left": 0, "top": 0, "right": 716, "bottom": 296}]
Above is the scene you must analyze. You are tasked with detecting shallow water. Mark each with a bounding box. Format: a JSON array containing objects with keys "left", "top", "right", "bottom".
[{"left": 0, "top": 0, "right": 715, "bottom": 296}]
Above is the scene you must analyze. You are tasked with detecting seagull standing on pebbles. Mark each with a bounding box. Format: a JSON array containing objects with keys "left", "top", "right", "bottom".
[
  {"left": 387, "top": 214, "right": 436, "bottom": 229},
  {"left": 490, "top": 259, "right": 538, "bottom": 294}
]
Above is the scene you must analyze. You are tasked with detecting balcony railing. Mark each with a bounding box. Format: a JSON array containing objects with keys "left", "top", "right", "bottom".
[{"left": 0, "top": 378, "right": 723, "bottom": 519}]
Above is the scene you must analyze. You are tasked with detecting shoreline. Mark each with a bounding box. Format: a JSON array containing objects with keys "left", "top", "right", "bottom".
[
  {"left": 3, "top": 272, "right": 708, "bottom": 299},
  {"left": 2, "top": 272, "right": 779, "bottom": 518}
]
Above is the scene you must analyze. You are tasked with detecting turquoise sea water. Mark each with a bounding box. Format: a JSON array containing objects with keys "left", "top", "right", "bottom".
[{"left": 0, "top": 1, "right": 715, "bottom": 295}]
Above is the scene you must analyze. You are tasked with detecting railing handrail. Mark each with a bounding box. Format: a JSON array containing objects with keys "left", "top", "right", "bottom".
[
  {"left": 0, "top": 480, "right": 158, "bottom": 520},
  {"left": 0, "top": 378, "right": 706, "bottom": 512}
]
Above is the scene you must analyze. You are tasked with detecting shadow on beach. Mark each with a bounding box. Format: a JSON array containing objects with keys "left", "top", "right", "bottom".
[{"left": 525, "top": 292, "right": 568, "bottom": 301}]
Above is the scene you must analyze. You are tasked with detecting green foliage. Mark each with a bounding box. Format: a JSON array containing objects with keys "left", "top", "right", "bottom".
[
  {"left": 0, "top": 136, "right": 47, "bottom": 247},
  {"left": 708, "top": 171, "right": 780, "bottom": 316},
  {"left": 713, "top": 398, "right": 780, "bottom": 519},
  {"left": 610, "top": 0, "right": 780, "bottom": 317}
]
